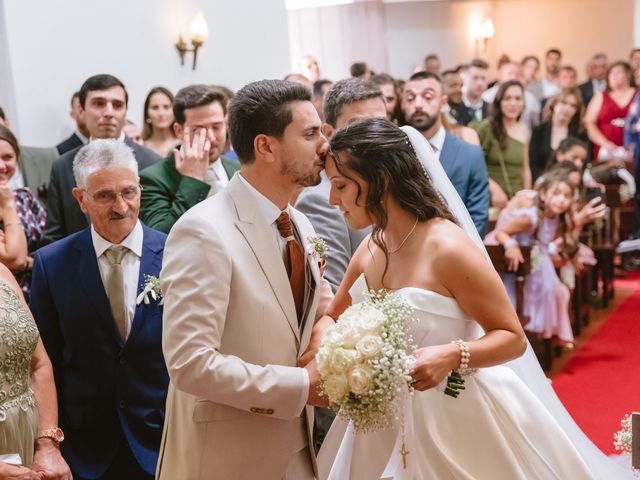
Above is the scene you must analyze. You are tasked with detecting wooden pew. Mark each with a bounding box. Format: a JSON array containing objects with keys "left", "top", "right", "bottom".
[
  {"left": 571, "top": 264, "right": 593, "bottom": 337},
  {"left": 486, "top": 245, "right": 553, "bottom": 370}
]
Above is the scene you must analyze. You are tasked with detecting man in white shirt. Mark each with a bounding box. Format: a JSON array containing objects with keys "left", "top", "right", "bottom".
[
  {"left": 139, "top": 84, "right": 239, "bottom": 233},
  {"left": 157, "top": 79, "right": 333, "bottom": 480},
  {"left": 30, "top": 139, "right": 169, "bottom": 479}
]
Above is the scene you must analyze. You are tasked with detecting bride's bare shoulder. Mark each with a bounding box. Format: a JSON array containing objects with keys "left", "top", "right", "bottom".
[{"left": 422, "top": 218, "right": 485, "bottom": 260}]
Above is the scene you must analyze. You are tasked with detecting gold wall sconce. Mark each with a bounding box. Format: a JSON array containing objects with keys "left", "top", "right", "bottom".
[{"left": 176, "top": 11, "right": 209, "bottom": 70}]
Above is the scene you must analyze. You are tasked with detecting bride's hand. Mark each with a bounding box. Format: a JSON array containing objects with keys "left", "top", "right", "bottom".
[
  {"left": 298, "top": 315, "right": 335, "bottom": 367},
  {"left": 410, "top": 344, "right": 459, "bottom": 391}
]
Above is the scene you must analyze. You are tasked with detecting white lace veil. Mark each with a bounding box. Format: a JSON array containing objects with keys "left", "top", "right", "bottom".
[{"left": 401, "top": 125, "right": 634, "bottom": 478}]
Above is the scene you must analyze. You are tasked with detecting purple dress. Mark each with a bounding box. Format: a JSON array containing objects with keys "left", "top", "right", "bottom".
[{"left": 485, "top": 197, "right": 574, "bottom": 343}]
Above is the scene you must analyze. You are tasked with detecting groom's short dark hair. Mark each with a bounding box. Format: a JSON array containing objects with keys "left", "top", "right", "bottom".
[{"left": 228, "top": 79, "right": 311, "bottom": 165}]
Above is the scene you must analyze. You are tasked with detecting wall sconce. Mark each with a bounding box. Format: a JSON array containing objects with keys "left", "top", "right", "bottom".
[
  {"left": 475, "top": 18, "right": 495, "bottom": 53},
  {"left": 176, "top": 11, "right": 209, "bottom": 70}
]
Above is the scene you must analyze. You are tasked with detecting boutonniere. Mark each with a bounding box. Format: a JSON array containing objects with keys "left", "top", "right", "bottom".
[
  {"left": 136, "top": 274, "right": 163, "bottom": 305},
  {"left": 306, "top": 235, "right": 328, "bottom": 277}
]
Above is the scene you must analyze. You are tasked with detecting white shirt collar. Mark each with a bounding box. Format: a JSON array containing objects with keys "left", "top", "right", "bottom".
[
  {"left": 427, "top": 125, "right": 446, "bottom": 152},
  {"left": 91, "top": 220, "right": 143, "bottom": 259},
  {"left": 209, "top": 157, "right": 227, "bottom": 181},
  {"left": 237, "top": 173, "right": 289, "bottom": 225},
  {"left": 75, "top": 130, "right": 89, "bottom": 144},
  {"left": 462, "top": 95, "right": 483, "bottom": 109},
  {"left": 89, "top": 131, "right": 125, "bottom": 143}
]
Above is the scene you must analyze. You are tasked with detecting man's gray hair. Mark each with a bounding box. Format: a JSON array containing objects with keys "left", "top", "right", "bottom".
[{"left": 73, "top": 139, "right": 138, "bottom": 189}]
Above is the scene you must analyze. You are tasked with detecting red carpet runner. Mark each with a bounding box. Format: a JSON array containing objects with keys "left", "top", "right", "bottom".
[{"left": 553, "top": 272, "right": 640, "bottom": 455}]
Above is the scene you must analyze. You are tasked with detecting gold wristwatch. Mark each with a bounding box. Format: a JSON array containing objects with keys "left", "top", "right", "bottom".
[{"left": 37, "top": 427, "right": 65, "bottom": 444}]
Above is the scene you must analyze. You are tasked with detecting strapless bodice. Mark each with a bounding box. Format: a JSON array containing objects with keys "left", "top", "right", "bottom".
[{"left": 349, "top": 274, "right": 482, "bottom": 348}]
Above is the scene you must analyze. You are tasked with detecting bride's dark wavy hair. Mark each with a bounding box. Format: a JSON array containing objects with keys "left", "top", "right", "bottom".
[{"left": 329, "top": 118, "right": 456, "bottom": 283}]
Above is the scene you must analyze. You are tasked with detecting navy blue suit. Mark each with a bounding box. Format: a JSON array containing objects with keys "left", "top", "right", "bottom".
[
  {"left": 30, "top": 224, "right": 169, "bottom": 479},
  {"left": 440, "top": 132, "right": 490, "bottom": 236}
]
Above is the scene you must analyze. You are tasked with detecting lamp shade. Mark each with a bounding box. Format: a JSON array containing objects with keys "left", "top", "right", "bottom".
[{"left": 190, "top": 11, "right": 209, "bottom": 43}]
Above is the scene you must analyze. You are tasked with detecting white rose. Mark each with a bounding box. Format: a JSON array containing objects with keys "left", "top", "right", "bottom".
[
  {"left": 356, "top": 305, "right": 385, "bottom": 335},
  {"left": 323, "top": 373, "right": 350, "bottom": 403},
  {"left": 316, "top": 349, "right": 331, "bottom": 376},
  {"left": 355, "top": 334, "right": 383, "bottom": 358},
  {"left": 349, "top": 366, "right": 373, "bottom": 395},
  {"left": 331, "top": 347, "right": 358, "bottom": 372}
]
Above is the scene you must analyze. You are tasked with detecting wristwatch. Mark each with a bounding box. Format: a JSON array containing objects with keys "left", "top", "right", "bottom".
[{"left": 37, "top": 427, "right": 65, "bottom": 444}]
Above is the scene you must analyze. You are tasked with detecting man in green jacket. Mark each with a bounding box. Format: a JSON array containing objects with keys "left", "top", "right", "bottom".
[{"left": 140, "top": 85, "right": 239, "bottom": 233}]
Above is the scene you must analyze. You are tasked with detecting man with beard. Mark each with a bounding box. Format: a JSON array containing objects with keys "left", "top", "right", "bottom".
[
  {"left": 157, "top": 80, "right": 333, "bottom": 480},
  {"left": 402, "top": 71, "right": 489, "bottom": 235}
]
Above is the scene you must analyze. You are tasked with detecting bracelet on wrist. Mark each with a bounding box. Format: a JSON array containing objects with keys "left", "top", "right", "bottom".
[
  {"left": 451, "top": 339, "right": 477, "bottom": 376},
  {"left": 502, "top": 238, "right": 518, "bottom": 250}
]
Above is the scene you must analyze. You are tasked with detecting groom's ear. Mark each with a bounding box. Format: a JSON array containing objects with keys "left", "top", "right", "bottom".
[
  {"left": 254, "top": 134, "right": 276, "bottom": 164},
  {"left": 322, "top": 123, "right": 334, "bottom": 140}
]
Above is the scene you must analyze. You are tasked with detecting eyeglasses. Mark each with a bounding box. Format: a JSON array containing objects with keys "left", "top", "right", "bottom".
[{"left": 83, "top": 185, "right": 142, "bottom": 205}]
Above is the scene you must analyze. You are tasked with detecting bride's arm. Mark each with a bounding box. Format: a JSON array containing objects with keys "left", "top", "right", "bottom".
[
  {"left": 298, "top": 234, "right": 372, "bottom": 366},
  {"left": 411, "top": 223, "right": 527, "bottom": 391}
]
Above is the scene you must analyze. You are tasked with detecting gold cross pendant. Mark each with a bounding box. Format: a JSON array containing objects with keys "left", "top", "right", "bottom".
[{"left": 400, "top": 441, "right": 410, "bottom": 469}]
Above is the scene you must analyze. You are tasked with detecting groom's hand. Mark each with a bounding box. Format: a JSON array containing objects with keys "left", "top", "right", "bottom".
[
  {"left": 298, "top": 315, "right": 334, "bottom": 367},
  {"left": 305, "top": 359, "right": 329, "bottom": 407}
]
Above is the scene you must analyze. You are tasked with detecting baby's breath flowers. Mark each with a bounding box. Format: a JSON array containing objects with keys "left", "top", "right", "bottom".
[
  {"left": 614, "top": 414, "right": 633, "bottom": 455},
  {"left": 316, "top": 289, "right": 415, "bottom": 433}
]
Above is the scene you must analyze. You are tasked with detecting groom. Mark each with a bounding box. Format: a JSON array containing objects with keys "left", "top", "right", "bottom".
[{"left": 157, "top": 79, "right": 334, "bottom": 480}]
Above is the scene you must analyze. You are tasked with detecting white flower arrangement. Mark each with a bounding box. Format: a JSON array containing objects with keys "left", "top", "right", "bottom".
[
  {"left": 614, "top": 413, "right": 633, "bottom": 455},
  {"left": 316, "top": 289, "right": 415, "bottom": 433},
  {"left": 136, "top": 274, "right": 163, "bottom": 305}
]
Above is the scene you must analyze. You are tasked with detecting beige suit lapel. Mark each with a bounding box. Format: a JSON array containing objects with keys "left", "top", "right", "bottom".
[{"left": 227, "top": 176, "right": 300, "bottom": 342}]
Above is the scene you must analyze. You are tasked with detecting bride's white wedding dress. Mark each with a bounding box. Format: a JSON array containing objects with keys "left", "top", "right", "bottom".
[{"left": 317, "top": 274, "right": 631, "bottom": 480}]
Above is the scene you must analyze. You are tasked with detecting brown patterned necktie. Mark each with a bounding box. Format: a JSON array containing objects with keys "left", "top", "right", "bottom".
[
  {"left": 275, "top": 211, "right": 305, "bottom": 324},
  {"left": 104, "top": 246, "right": 129, "bottom": 340}
]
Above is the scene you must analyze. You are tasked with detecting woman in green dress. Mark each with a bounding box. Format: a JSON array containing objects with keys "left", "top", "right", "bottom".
[
  {"left": 472, "top": 80, "right": 532, "bottom": 209},
  {"left": 0, "top": 264, "right": 70, "bottom": 479}
]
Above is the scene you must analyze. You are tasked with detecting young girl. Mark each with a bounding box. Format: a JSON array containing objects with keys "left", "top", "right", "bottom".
[{"left": 485, "top": 172, "right": 577, "bottom": 345}]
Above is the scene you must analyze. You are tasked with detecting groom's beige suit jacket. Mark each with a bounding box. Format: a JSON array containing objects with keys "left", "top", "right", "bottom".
[{"left": 156, "top": 175, "right": 333, "bottom": 480}]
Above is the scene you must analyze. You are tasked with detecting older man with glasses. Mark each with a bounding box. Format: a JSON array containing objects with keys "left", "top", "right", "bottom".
[{"left": 30, "top": 139, "right": 169, "bottom": 480}]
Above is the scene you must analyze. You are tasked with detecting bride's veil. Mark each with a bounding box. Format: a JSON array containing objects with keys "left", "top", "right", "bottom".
[{"left": 402, "top": 125, "right": 633, "bottom": 478}]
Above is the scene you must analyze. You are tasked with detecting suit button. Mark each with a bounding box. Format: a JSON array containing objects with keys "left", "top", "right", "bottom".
[{"left": 119, "top": 400, "right": 125, "bottom": 409}]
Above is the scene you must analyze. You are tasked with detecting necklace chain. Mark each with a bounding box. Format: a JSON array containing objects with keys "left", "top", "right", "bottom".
[{"left": 388, "top": 218, "right": 419, "bottom": 254}]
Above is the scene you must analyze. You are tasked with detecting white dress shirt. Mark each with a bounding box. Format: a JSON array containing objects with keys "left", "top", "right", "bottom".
[
  {"left": 427, "top": 125, "right": 446, "bottom": 163},
  {"left": 204, "top": 158, "right": 229, "bottom": 198},
  {"left": 593, "top": 79, "right": 607, "bottom": 94},
  {"left": 92, "top": 220, "right": 143, "bottom": 339},
  {"left": 237, "top": 173, "right": 310, "bottom": 414}
]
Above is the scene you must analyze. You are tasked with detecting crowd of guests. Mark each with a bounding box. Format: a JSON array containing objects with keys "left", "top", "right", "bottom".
[{"left": 0, "top": 45, "right": 639, "bottom": 478}]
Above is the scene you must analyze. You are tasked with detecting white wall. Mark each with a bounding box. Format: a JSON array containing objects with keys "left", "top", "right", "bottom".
[
  {"left": 2, "top": 0, "right": 291, "bottom": 146},
  {"left": 385, "top": 0, "right": 635, "bottom": 81}
]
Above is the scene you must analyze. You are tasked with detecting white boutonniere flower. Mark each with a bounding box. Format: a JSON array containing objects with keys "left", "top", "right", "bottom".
[
  {"left": 136, "top": 274, "right": 163, "bottom": 305},
  {"left": 306, "top": 235, "right": 328, "bottom": 277},
  {"left": 306, "top": 235, "right": 328, "bottom": 259}
]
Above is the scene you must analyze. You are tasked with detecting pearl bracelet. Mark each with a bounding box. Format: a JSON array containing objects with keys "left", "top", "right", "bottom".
[
  {"left": 502, "top": 238, "right": 518, "bottom": 250},
  {"left": 451, "top": 339, "right": 476, "bottom": 376}
]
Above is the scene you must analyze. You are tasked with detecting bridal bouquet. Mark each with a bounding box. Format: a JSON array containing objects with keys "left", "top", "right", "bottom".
[{"left": 316, "top": 290, "right": 415, "bottom": 433}]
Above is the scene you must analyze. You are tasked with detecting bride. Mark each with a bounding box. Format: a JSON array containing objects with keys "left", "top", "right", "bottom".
[{"left": 315, "top": 118, "right": 633, "bottom": 479}]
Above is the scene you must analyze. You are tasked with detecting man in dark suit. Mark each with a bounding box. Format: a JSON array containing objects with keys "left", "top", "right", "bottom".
[
  {"left": 139, "top": 85, "right": 239, "bottom": 233},
  {"left": 579, "top": 53, "right": 608, "bottom": 109},
  {"left": 31, "top": 140, "right": 169, "bottom": 480},
  {"left": 402, "top": 71, "right": 490, "bottom": 235},
  {"left": 56, "top": 91, "right": 90, "bottom": 155},
  {"left": 455, "top": 58, "right": 491, "bottom": 126},
  {"left": 45, "top": 74, "right": 160, "bottom": 241}
]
